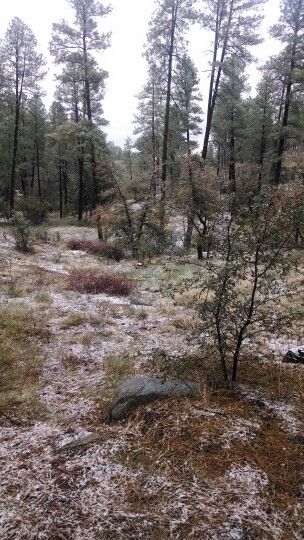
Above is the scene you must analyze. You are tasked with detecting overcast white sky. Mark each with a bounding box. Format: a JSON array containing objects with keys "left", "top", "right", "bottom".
[{"left": 0, "top": 0, "right": 282, "bottom": 147}]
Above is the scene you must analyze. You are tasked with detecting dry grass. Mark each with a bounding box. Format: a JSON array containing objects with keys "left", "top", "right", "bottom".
[
  {"left": 119, "top": 391, "right": 303, "bottom": 515},
  {"left": 35, "top": 291, "right": 53, "bottom": 304},
  {"left": 126, "top": 306, "right": 148, "bottom": 320},
  {"left": 104, "top": 354, "right": 135, "bottom": 389},
  {"left": 1, "top": 264, "right": 64, "bottom": 298},
  {"left": 67, "top": 238, "right": 125, "bottom": 261},
  {"left": 0, "top": 303, "right": 50, "bottom": 420},
  {"left": 60, "top": 312, "right": 107, "bottom": 331},
  {"left": 238, "top": 356, "right": 304, "bottom": 403},
  {"left": 68, "top": 269, "right": 135, "bottom": 296},
  {"left": 61, "top": 353, "right": 85, "bottom": 370},
  {"left": 60, "top": 312, "right": 89, "bottom": 329},
  {"left": 0, "top": 303, "right": 51, "bottom": 341}
]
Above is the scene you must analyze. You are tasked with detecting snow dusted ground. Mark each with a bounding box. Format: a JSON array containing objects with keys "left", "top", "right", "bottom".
[{"left": 0, "top": 226, "right": 303, "bottom": 539}]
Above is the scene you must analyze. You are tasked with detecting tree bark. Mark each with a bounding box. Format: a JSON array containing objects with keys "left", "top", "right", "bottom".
[
  {"left": 78, "top": 154, "right": 84, "bottom": 221},
  {"left": 35, "top": 124, "right": 42, "bottom": 200},
  {"left": 160, "top": 0, "right": 179, "bottom": 228},
  {"left": 82, "top": 4, "right": 98, "bottom": 208},
  {"left": 273, "top": 34, "right": 297, "bottom": 185},
  {"left": 10, "top": 103, "right": 20, "bottom": 214},
  {"left": 229, "top": 107, "right": 236, "bottom": 192},
  {"left": 257, "top": 100, "right": 267, "bottom": 190},
  {"left": 202, "top": 0, "right": 234, "bottom": 160},
  {"left": 59, "top": 165, "right": 63, "bottom": 219}
]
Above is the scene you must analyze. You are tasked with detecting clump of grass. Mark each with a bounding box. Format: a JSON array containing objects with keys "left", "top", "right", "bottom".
[
  {"left": 104, "top": 354, "right": 135, "bottom": 391},
  {"left": 80, "top": 333, "right": 96, "bottom": 346},
  {"left": 126, "top": 306, "right": 148, "bottom": 321},
  {"left": 60, "top": 312, "right": 88, "bottom": 329},
  {"left": 62, "top": 353, "right": 84, "bottom": 370},
  {"left": 67, "top": 238, "right": 125, "bottom": 262},
  {"left": 0, "top": 303, "right": 51, "bottom": 341},
  {"left": 150, "top": 349, "right": 205, "bottom": 382},
  {"left": 68, "top": 269, "right": 135, "bottom": 296},
  {"left": 35, "top": 291, "right": 53, "bottom": 304},
  {"left": 0, "top": 303, "right": 50, "bottom": 419}
]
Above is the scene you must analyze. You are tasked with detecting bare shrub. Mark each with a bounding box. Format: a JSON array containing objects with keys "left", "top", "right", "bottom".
[
  {"left": 67, "top": 238, "right": 124, "bottom": 261},
  {"left": 68, "top": 269, "right": 135, "bottom": 296}
]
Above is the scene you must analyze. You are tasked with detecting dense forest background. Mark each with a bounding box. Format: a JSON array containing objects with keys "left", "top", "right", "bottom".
[{"left": 0, "top": 0, "right": 303, "bottom": 248}]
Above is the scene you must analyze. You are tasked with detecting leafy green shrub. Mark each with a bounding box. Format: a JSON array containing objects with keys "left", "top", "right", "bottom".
[
  {"left": 11, "top": 212, "right": 32, "bottom": 252},
  {"left": 17, "top": 196, "right": 48, "bottom": 225},
  {"left": 0, "top": 196, "right": 9, "bottom": 220}
]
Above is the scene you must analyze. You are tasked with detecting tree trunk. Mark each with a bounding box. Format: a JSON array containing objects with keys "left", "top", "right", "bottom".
[
  {"left": 59, "top": 165, "right": 63, "bottom": 219},
  {"left": 35, "top": 126, "right": 42, "bottom": 200},
  {"left": 257, "top": 102, "right": 267, "bottom": 191},
  {"left": 273, "top": 37, "right": 297, "bottom": 185},
  {"left": 160, "top": 0, "right": 178, "bottom": 228},
  {"left": 184, "top": 213, "right": 194, "bottom": 251},
  {"left": 63, "top": 162, "right": 68, "bottom": 210},
  {"left": 202, "top": 0, "right": 234, "bottom": 160},
  {"left": 82, "top": 6, "right": 98, "bottom": 208},
  {"left": 151, "top": 75, "right": 157, "bottom": 199},
  {"left": 31, "top": 160, "right": 35, "bottom": 191},
  {"left": 10, "top": 103, "right": 20, "bottom": 214},
  {"left": 185, "top": 123, "right": 194, "bottom": 250},
  {"left": 229, "top": 108, "right": 236, "bottom": 192},
  {"left": 78, "top": 154, "right": 84, "bottom": 221}
]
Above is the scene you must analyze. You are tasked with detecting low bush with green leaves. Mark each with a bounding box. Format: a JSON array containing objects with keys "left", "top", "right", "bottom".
[
  {"left": 17, "top": 196, "right": 48, "bottom": 225},
  {"left": 11, "top": 212, "right": 32, "bottom": 252}
]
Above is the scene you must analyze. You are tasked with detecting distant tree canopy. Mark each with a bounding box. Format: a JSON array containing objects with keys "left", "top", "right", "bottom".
[{"left": 0, "top": 0, "right": 303, "bottom": 229}]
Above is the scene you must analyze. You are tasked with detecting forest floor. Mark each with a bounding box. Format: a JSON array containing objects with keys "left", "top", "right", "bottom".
[{"left": 0, "top": 223, "right": 303, "bottom": 539}]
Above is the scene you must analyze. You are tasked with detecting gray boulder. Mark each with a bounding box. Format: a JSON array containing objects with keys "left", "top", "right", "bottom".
[
  {"left": 109, "top": 377, "right": 200, "bottom": 422},
  {"left": 283, "top": 347, "right": 304, "bottom": 365}
]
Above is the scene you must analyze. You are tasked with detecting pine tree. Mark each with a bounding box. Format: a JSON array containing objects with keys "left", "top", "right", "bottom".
[
  {"left": 146, "top": 0, "right": 197, "bottom": 227},
  {"left": 48, "top": 101, "right": 69, "bottom": 218},
  {"left": 0, "top": 18, "right": 45, "bottom": 213},
  {"left": 200, "top": 0, "right": 265, "bottom": 161},
  {"left": 271, "top": 0, "right": 304, "bottom": 184},
  {"left": 134, "top": 63, "right": 163, "bottom": 198},
  {"left": 244, "top": 66, "right": 278, "bottom": 189},
  {"left": 212, "top": 56, "right": 247, "bottom": 191},
  {"left": 174, "top": 53, "right": 203, "bottom": 248},
  {"left": 50, "top": 0, "right": 111, "bottom": 209}
]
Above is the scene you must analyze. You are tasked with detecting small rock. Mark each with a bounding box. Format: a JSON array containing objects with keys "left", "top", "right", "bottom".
[
  {"left": 283, "top": 348, "right": 304, "bottom": 365},
  {"left": 109, "top": 377, "right": 200, "bottom": 422},
  {"left": 58, "top": 433, "right": 109, "bottom": 454}
]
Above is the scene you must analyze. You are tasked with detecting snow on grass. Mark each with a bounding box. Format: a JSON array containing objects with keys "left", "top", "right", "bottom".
[
  {"left": 0, "top": 224, "right": 303, "bottom": 539},
  {"left": 267, "top": 337, "right": 304, "bottom": 357},
  {"left": 240, "top": 385, "right": 302, "bottom": 436}
]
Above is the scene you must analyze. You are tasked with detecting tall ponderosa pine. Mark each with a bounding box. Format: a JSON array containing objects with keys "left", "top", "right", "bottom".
[
  {"left": 146, "top": 0, "right": 197, "bottom": 227},
  {"left": 0, "top": 17, "right": 45, "bottom": 213},
  {"left": 245, "top": 67, "right": 278, "bottom": 189},
  {"left": 50, "top": 0, "right": 111, "bottom": 209},
  {"left": 48, "top": 101, "right": 69, "bottom": 218},
  {"left": 201, "top": 0, "right": 265, "bottom": 161},
  {"left": 271, "top": 0, "right": 304, "bottom": 184},
  {"left": 212, "top": 57, "right": 247, "bottom": 191},
  {"left": 174, "top": 53, "right": 203, "bottom": 248},
  {"left": 134, "top": 63, "right": 163, "bottom": 198}
]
